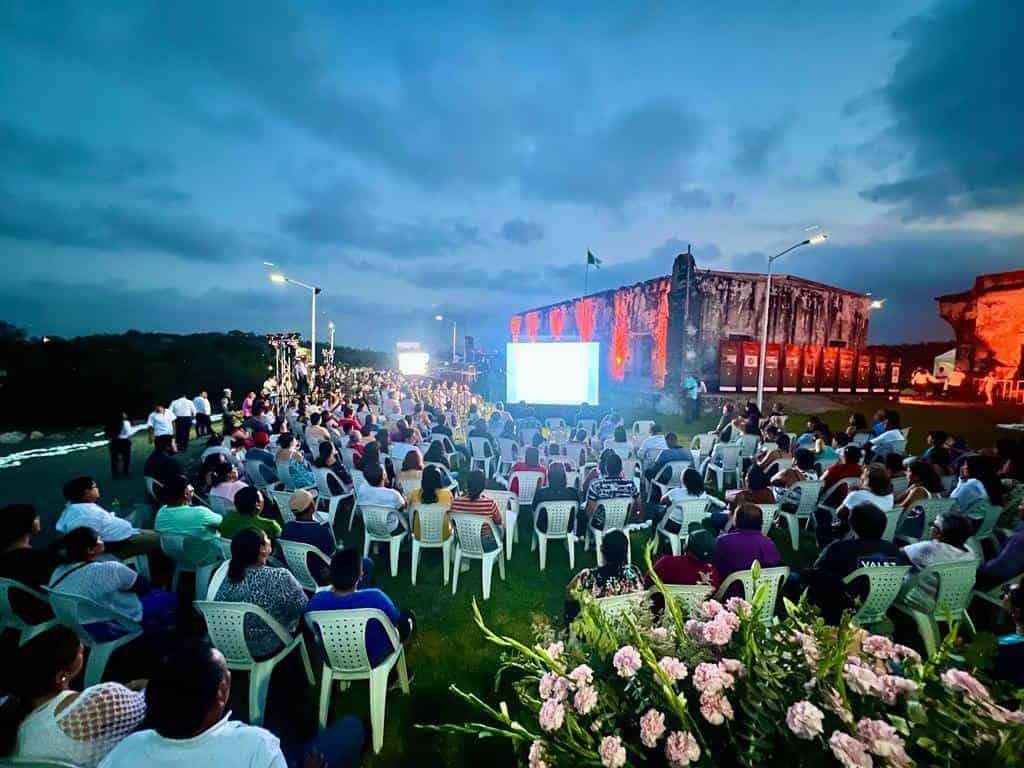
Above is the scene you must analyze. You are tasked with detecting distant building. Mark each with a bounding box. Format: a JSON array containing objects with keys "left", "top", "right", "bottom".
[
  {"left": 937, "top": 270, "right": 1024, "bottom": 378},
  {"left": 510, "top": 250, "right": 870, "bottom": 391}
]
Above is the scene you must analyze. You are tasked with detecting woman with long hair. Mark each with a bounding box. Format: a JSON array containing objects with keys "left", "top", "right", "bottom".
[
  {"left": 212, "top": 528, "right": 307, "bottom": 659},
  {"left": 0, "top": 627, "right": 146, "bottom": 767},
  {"left": 409, "top": 465, "right": 455, "bottom": 542},
  {"left": 953, "top": 453, "right": 1004, "bottom": 509}
]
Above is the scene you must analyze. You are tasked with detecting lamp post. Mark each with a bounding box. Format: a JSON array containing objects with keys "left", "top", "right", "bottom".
[
  {"left": 435, "top": 314, "right": 457, "bottom": 363},
  {"left": 756, "top": 233, "right": 828, "bottom": 410},
  {"left": 327, "top": 321, "right": 336, "bottom": 365},
  {"left": 270, "top": 272, "right": 322, "bottom": 387}
]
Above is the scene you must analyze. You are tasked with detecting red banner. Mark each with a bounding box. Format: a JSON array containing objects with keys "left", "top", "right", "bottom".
[
  {"left": 548, "top": 306, "right": 566, "bottom": 340},
  {"left": 610, "top": 293, "right": 630, "bottom": 381},
  {"left": 574, "top": 298, "right": 595, "bottom": 342},
  {"left": 524, "top": 311, "right": 540, "bottom": 343},
  {"left": 509, "top": 315, "right": 521, "bottom": 343}
]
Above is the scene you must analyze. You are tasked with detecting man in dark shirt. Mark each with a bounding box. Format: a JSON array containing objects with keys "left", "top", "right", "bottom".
[
  {"left": 143, "top": 434, "right": 183, "bottom": 488},
  {"left": 280, "top": 490, "right": 373, "bottom": 586},
  {"left": 804, "top": 503, "right": 901, "bottom": 624},
  {"left": 0, "top": 504, "right": 58, "bottom": 622}
]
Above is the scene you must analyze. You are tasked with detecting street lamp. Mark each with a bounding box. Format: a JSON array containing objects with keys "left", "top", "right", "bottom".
[
  {"left": 435, "top": 314, "right": 457, "bottom": 363},
  {"left": 756, "top": 233, "right": 828, "bottom": 410},
  {"left": 869, "top": 298, "right": 886, "bottom": 310},
  {"left": 327, "top": 321, "right": 336, "bottom": 364},
  {"left": 269, "top": 272, "right": 322, "bottom": 386}
]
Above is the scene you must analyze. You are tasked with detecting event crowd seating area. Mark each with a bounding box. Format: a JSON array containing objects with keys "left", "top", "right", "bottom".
[{"left": 1, "top": 365, "right": 1023, "bottom": 767}]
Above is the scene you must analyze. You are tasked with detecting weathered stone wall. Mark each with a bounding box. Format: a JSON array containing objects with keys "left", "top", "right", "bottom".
[{"left": 938, "top": 271, "right": 1024, "bottom": 377}]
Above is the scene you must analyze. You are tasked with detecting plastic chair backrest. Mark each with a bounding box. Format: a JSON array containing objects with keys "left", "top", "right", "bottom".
[
  {"left": 596, "top": 497, "right": 632, "bottom": 531},
  {"left": 576, "top": 418, "right": 597, "bottom": 436},
  {"left": 546, "top": 417, "right": 567, "bottom": 431},
  {"left": 315, "top": 467, "right": 348, "bottom": 498},
  {"left": 279, "top": 540, "right": 329, "bottom": 591},
  {"left": 792, "top": 481, "right": 824, "bottom": 516},
  {"left": 519, "top": 427, "right": 539, "bottom": 446},
  {"left": 666, "top": 499, "right": 711, "bottom": 530},
  {"left": 451, "top": 514, "right": 501, "bottom": 557},
  {"left": 361, "top": 504, "right": 398, "bottom": 538},
  {"left": 194, "top": 600, "right": 293, "bottom": 666},
  {"left": 972, "top": 502, "right": 1003, "bottom": 539},
  {"left": 843, "top": 565, "right": 911, "bottom": 624},
  {"left": 144, "top": 476, "right": 163, "bottom": 501},
  {"left": 245, "top": 460, "right": 270, "bottom": 489},
  {"left": 716, "top": 566, "right": 790, "bottom": 623},
  {"left": 928, "top": 559, "right": 979, "bottom": 618},
  {"left": 890, "top": 476, "right": 910, "bottom": 497},
  {"left": 757, "top": 504, "right": 780, "bottom": 535},
  {"left": 716, "top": 444, "right": 741, "bottom": 470},
  {"left": 912, "top": 497, "right": 955, "bottom": 530},
  {"left": 655, "top": 461, "right": 690, "bottom": 487},
  {"left": 498, "top": 438, "right": 519, "bottom": 462},
  {"left": 534, "top": 501, "right": 577, "bottom": 536},
  {"left": 738, "top": 434, "right": 760, "bottom": 457},
  {"left": 0, "top": 578, "right": 49, "bottom": 630},
  {"left": 820, "top": 477, "right": 859, "bottom": 510},
  {"left": 881, "top": 509, "right": 903, "bottom": 542},
  {"left": 595, "top": 591, "right": 648, "bottom": 620},
  {"left": 307, "top": 608, "right": 399, "bottom": 676},
  {"left": 511, "top": 471, "right": 545, "bottom": 505},
  {"left": 469, "top": 437, "right": 491, "bottom": 459},
  {"left": 276, "top": 461, "right": 293, "bottom": 489},
  {"left": 339, "top": 447, "right": 356, "bottom": 470},
  {"left": 268, "top": 489, "right": 296, "bottom": 524},
  {"left": 208, "top": 494, "right": 233, "bottom": 517},
  {"left": 44, "top": 588, "right": 140, "bottom": 642},
  {"left": 413, "top": 503, "right": 449, "bottom": 545},
  {"left": 631, "top": 420, "right": 655, "bottom": 441},
  {"left": 663, "top": 584, "right": 714, "bottom": 616}
]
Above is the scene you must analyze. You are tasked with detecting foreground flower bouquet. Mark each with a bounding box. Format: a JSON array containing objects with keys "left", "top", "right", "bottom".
[{"left": 421, "top": 548, "right": 1024, "bottom": 767}]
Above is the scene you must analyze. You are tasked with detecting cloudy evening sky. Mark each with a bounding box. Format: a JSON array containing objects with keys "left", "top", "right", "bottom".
[{"left": 0, "top": 0, "right": 1020, "bottom": 352}]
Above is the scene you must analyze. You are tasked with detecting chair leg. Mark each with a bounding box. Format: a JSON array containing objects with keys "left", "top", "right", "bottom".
[
  {"left": 452, "top": 548, "right": 462, "bottom": 594},
  {"left": 567, "top": 535, "right": 575, "bottom": 570},
  {"left": 595, "top": 531, "right": 605, "bottom": 566},
  {"left": 363, "top": 532, "right": 371, "bottom": 558},
  {"left": 389, "top": 537, "right": 401, "bottom": 577},
  {"left": 784, "top": 514, "right": 799, "bottom": 551},
  {"left": 318, "top": 667, "right": 333, "bottom": 729},
  {"left": 298, "top": 639, "right": 315, "bottom": 685},
  {"left": 498, "top": 551, "right": 506, "bottom": 581},
  {"left": 410, "top": 540, "right": 420, "bottom": 586},
  {"left": 396, "top": 649, "right": 410, "bottom": 693},
  {"left": 249, "top": 664, "right": 272, "bottom": 726},
  {"left": 482, "top": 558, "right": 492, "bottom": 600},
  {"left": 84, "top": 644, "right": 114, "bottom": 687},
  {"left": 538, "top": 536, "right": 548, "bottom": 571},
  {"left": 442, "top": 540, "right": 451, "bottom": 586},
  {"left": 369, "top": 668, "right": 389, "bottom": 754},
  {"left": 196, "top": 564, "right": 214, "bottom": 601}
]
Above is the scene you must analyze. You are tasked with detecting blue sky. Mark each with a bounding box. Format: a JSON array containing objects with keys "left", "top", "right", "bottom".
[{"left": 0, "top": 0, "right": 1021, "bottom": 353}]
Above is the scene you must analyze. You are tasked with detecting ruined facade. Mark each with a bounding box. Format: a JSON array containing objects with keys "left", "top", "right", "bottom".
[
  {"left": 937, "top": 270, "right": 1024, "bottom": 378},
  {"left": 511, "top": 251, "right": 870, "bottom": 391}
]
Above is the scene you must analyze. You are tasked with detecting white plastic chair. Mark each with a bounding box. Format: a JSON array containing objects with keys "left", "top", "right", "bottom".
[
  {"left": 892, "top": 558, "right": 978, "bottom": 656},
  {"left": 881, "top": 508, "right": 903, "bottom": 542},
  {"left": 144, "top": 476, "right": 163, "bottom": 503},
  {"left": 194, "top": 599, "right": 314, "bottom": 726},
  {"left": 43, "top": 589, "right": 143, "bottom": 686},
  {"left": 816, "top": 477, "right": 860, "bottom": 524},
  {"left": 518, "top": 427, "right": 540, "bottom": 447},
  {"left": 497, "top": 438, "right": 519, "bottom": 476},
  {"left": 703, "top": 444, "right": 742, "bottom": 491},
  {"left": 208, "top": 494, "right": 235, "bottom": 517},
  {"left": 159, "top": 532, "right": 224, "bottom": 598},
  {"left": 656, "top": 499, "right": 712, "bottom": 556},
  {"left": 631, "top": 420, "right": 655, "bottom": 447},
  {"left": 757, "top": 503, "right": 780, "bottom": 536},
  {"left": 451, "top": 514, "right": 506, "bottom": 600},
  {"left": 246, "top": 460, "right": 272, "bottom": 489},
  {"left": 314, "top": 467, "right": 353, "bottom": 530},
  {"left": 0, "top": 577, "right": 59, "bottom": 646},
  {"left": 468, "top": 437, "right": 495, "bottom": 477},
  {"left": 279, "top": 540, "right": 332, "bottom": 592},
  {"left": 714, "top": 565, "right": 790, "bottom": 624},
  {"left": 970, "top": 502, "right": 1004, "bottom": 550},
  {"left": 896, "top": 497, "right": 955, "bottom": 545},
  {"left": 306, "top": 608, "right": 410, "bottom": 754},
  {"left": 843, "top": 565, "right": 911, "bottom": 626},
  {"left": 361, "top": 504, "right": 408, "bottom": 577},
  {"left": 410, "top": 503, "right": 454, "bottom": 586},
  {"left": 339, "top": 447, "right": 357, "bottom": 470},
  {"left": 594, "top": 591, "right": 649, "bottom": 622},
  {"left": 587, "top": 497, "right": 633, "bottom": 565},
  {"left": 890, "top": 475, "right": 910, "bottom": 497},
  {"left": 482, "top": 489, "right": 520, "bottom": 560},
  {"left": 268, "top": 489, "right": 297, "bottom": 525},
  {"left": 778, "top": 480, "right": 823, "bottom": 550},
  {"left": 662, "top": 584, "right": 714, "bottom": 616},
  {"left": 546, "top": 417, "right": 568, "bottom": 432},
  {"left": 737, "top": 433, "right": 760, "bottom": 462},
  {"left": 532, "top": 500, "right": 578, "bottom": 571},
  {"left": 649, "top": 461, "right": 690, "bottom": 503},
  {"left": 510, "top": 470, "right": 545, "bottom": 508},
  {"left": 276, "top": 460, "right": 294, "bottom": 490},
  {"left": 576, "top": 418, "right": 597, "bottom": 437}
]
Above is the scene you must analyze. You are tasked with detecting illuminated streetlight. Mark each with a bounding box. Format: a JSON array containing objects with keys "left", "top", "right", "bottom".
[
  {"left": 268, "top": 272, "right": 322, "bottom": 385},
  {"left": 756, "top": 234, "right": 829, "bottom": 409},
  {"left": 869, "top": 298, "right": 886, "bottom": 310},
  {"left": 270, "top": 273, "right": 286, "bottom": 284}
]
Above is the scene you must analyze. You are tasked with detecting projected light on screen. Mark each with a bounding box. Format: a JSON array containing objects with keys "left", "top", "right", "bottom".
[
  {"left": 506, "top": 342, "right": 600, "bottom": 405},
  {"left": 398, "top": 352, "right": 429, "bottom": 376}
]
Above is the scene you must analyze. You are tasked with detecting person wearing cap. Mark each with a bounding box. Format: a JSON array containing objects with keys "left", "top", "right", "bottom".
[{"left": 281, "top": 488, "right": 374, "bottom": 587}]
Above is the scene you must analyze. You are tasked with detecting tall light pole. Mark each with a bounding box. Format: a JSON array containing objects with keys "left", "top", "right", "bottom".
[
  {"left": 327, "top": 321, "right": 336, "bottom": 365},
  {"left": 435, "top": 314, "right": 457, "bottom": 363},
  {"left": 270, "top": 272, "right": 322, "bottom": 387},
  {"left": 756, "top": 233, "right": 828, "bottom": 410}
]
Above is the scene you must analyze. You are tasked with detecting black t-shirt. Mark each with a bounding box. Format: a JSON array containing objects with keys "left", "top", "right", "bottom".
[
  {"left": 144, "top": 450, "right": 183, "bottom": 485},
  {"left": 533, "top": 486, "right": 580, "bottom": 505},
  {"left": 0, "top": 547, "right": 58, "bottom": 622},
  {"left": 815, "top": 537, "right": 902, "bottom": 578}
]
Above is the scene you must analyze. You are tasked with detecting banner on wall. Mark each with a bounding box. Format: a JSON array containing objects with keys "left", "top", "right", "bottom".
[
  {"left": 719, "top": 340, "right": 740, "bottom": 392},
  {"left": 871, "top": 350, "right": 889, "bottom": 392},
  {"left": 740, "top": 341, "right": 761, "bottom": 392},
  {"left": 837, "top": 348, "right": 855, "bottom": 392},
  {"left": 888, "top": 357, "right": 903, "bottom": 392},
  {"left": 783, "top": 344, "right": 802, "bottom": 392},
  {"left": 819, "top": 347, "right": 838, "bottom": 392},
  {"left": 855, "top": 350, "right": 872, "bottom": 393},
  {"left": 763, "top": 343, "right": 781, "bottom": 392}
]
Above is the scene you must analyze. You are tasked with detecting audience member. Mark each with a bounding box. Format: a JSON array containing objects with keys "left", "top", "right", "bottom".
[
  {"left": 534, "top": 463, "right": 580, "bottom": 534},
  {"left": 566, "top": 530, "right": 644, "bottom": 621},
  {"left": 898, "top": 513, "right": 975, "bottom": 611},
  {"left": 508, "top": 446, "right": 548, "bottom": 495},
  {"left": 647, "top": 528, "right": 720, "bottom": 589},
  {"left": 58, "top": 476, "right": 160, "bottom": 557},
  {"left": 208, "top": 462, "right": 249, "bottom": 505},
  {"left": 355, "top": 463, "right": 407, "bottom": 535},
  {"left": 449, "top": 469, "right": 502, "bottom": 548},
  {"left": 410, "top": 465, "right": 454, "bottom": 541},
  {"left": 143, "top": 435, "right": 182, "bottom": 488},
  {"left": 994, "top": 581, "right": 1024, "bottom": 687},
  {"left": 661, "top": 468, "right": 727, "bottom": 533},
  {"left": 976, "top": 497, "right": 1024, "bottom": 590},
  {"left": 584, "top": 452, "right": 640, "bottom": 531},
  {"left": 218, "top": 486, "right": 281, "bottom": 540},
  {"left": 0, "top": 504, "right": 58, "bottom": 622},
  {"left": 713, "top": 503, "right": 781, "bottom": 581}
]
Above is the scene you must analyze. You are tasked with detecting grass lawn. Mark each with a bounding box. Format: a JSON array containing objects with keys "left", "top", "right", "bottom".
[{"left": 0, "top": 394, "right": 1019, "bottom": 766}]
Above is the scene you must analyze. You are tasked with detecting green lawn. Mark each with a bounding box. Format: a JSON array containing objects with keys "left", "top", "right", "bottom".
[{"left": 0, "top": 395, "right": 1019, "bottom": 766}]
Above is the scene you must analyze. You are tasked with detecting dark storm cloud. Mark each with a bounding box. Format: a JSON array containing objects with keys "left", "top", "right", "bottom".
[
  {"left": 0, "top": 120, "right": 172, "bottom": 183},
  {"left": 499, "top": 218, "right": 545, "bottom": 246},
  {"left": 858, "top": 0, "right": 1024, "bottom": 219},
  {"left": 279, "top": 179, "right": 483, "bottom": 256},
  {"left": 732, "top": 118, "right": 790, "bottom": 175},
  {"left": 0, "top": 186, "right": 245, "bottom": 263}
]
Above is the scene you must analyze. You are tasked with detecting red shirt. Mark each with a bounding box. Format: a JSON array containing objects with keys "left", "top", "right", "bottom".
[
  {"left": 648, "top": 554, "right": 720, "bottom": 589},
  {"left": 450, "top": 496, "right": 502, "bottom": 525},
  {"left": 508, "top": 463, "right": 547, "bottom": 494},
  {"left": 822, "top": 462, "right": 862, "bottom": 491}
]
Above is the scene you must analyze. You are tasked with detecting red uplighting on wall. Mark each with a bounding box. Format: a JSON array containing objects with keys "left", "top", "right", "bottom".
[
  {"left": 652, "top": 286, "right": 669, "bottom": 387},
  {"left": 610, "top": 292, "right": 630, "bottom": 381},
  {"left": 509, "top": 315, "right": 521, "bottom": 343},
  {"left": 549, "top": 305, "right": 566, "bottom": 340},
  {"left": 574, "top": 298, "right": 596, "bottom": 342},
  {"left": 525, "top": 311, "right": 540, "bottom": 343}
]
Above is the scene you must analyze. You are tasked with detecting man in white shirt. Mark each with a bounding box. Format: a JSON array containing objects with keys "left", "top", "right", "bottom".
[
  {"left": 58, "top": 476, "right": 160, "bottom": 556},
  {"left": 169, "top": 394, "right": 197, "bottom": 449},
  {"left": 637, "top": 423, "right": 668, "bottom": 470},
  {"left": 193, "top": 391, "right": 212, "bottom": 437},
  {"left": 899, "top": 513, "right": 975, "bottom": 610},
  {"left": 146, "top": 404, "right": 175, "bottom": 444},
  {"left": 355, "top": 463, "right": 407, "bottom": 534},
  {"left": 866, "top": 411, "right": 904, "bottom": 459},
  {"left": 101, "top": 642, "right": 363, "bottom": 768}
]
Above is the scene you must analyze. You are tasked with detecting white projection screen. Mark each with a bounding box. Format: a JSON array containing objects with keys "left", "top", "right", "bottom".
[{"left": 506, "top": 342, "right": 600, "bottom": 405}]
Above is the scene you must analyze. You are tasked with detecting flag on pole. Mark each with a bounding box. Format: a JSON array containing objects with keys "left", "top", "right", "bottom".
[{"left": 587, "top": 250, "right": 602, "bottom": 269}]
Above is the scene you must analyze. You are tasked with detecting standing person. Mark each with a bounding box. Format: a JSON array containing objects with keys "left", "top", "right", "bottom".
[
  {"left": 193, "top": 391, "right": 212, "bottom": 437},
  {"left": 104, "top": 410, "right": 135, "bottom": 478},
  {"left": 145, "top": 405, "right": 175, "bottom": 445},
  {"left": 982, "top": 370, "right": 998, "bottom": 406},
  {"left": 683, "top": 371, "right": 702, "bottom": 423},
  {"left": 295, "top": 359, "right": 309, "bottom": 397},
  {"left": 220, "top": 388, "right": 233, "bottom": 417},
  {"left": 169, "top": 394, "right": 196, "bottom": 451}
]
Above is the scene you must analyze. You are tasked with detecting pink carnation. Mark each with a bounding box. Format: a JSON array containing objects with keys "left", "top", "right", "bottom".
[
  {"left": 940, "top": 669, "right": 993, "bottom": 703},
  {"left": 573, "top": 685, "right": 598, "bottom": 715},
  {"left": 893, "top": 644, "right": 921, "bottom": 664},
  {"left": 664, "top": 730, "right": 701, "bottom": 767},
  {"left": 786, "top": 700, "right": 825, "bottom": 740},
  {"left": 693, "top": 662, "right": 729, "bottom": 694},
  {"left": 701, "top": 617, "right": 735, "bottom": 646},
  {"left": 539, "top": 699, "right": 565, "bottom": 732},
  {"left": 725, "top": 596, "right": 752, "bottom": 615},
  {"left": 684, "top": 619, "right": 704, "bottom": 641},
  {"left": 539, "top": 672, "right": 558, "bottom": 700},
  {"left": 658, "top": 656, "right": 689, "bottom": 682},
  {"left": 568, "top": 664, "right": 594, "bottom": 687},
  {"left": 861, "top": 634, "right": 895, "bottom": 660},
  {"left": 822, "top": 686, "right": 854, "bottom": 725},
  {"left": 715, "top": 609, "right": 741, "bottom": 631},
  {"left": 857, "top": 719, "right": 910, "bottom": 766},
  {"left": 720, "top": 658, "right": 745, "bottom": 676},
  {"left": 639, "top": 708, "right": 666, "bottom": 748},
  {"left": 843, "top": 660, "right": 882, "bottom": 697},
  {"left": 649, "top": 626, "right": 671, "bottom": 642},
  {"left": 528, "top": 740, "right": 548, "bottom": 768},
  {"left": 878, "top": 675, "right": 917, "bottom": 705},
  {"left": 697, "top": 598, "right": 724, "bottom": 619},
  {"left": 792, "top": 630, "right": 821, "bottom": 666},
  {"left": 545, "top": 641, "right": 564, "bottom": 660},
  {"left": 987, "top": 704, "right": 1024, "bottom": 724},
  {"left": 598, "top": 735, "right": 626, "bottom": 768},
  {"left": 829, "top": 731, "right": 873, "bottom": 768},
  {"left": 613, "top": 645, "right": 642, "bottom": 678},
  {"left": 699, "top": 690, "right": 734, "bottom": 725}
]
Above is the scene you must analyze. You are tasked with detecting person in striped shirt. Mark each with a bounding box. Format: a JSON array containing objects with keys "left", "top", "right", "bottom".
[{"left": 450, "top": 471, "right": 503, "bottom": 550}]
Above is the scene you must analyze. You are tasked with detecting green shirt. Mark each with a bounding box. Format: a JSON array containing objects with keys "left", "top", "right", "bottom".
[
  {"left": 155, "top": 504, "right": 223, "bottom": 564},
  {"left": 219, "top": 509, "right": 282, "bottom": 540}
]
